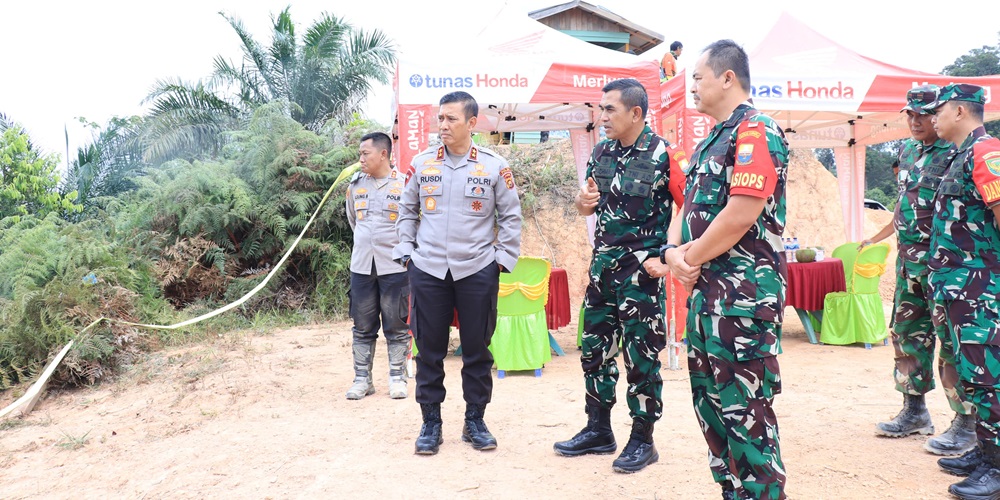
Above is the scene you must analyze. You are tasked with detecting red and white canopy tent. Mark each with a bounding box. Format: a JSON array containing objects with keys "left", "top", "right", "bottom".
[
  {"left": 656, "top": 13, "right": 1000, "bottom": 241},
  {"left": 392, "top": 6, "right": 660, "bottom": 183}
]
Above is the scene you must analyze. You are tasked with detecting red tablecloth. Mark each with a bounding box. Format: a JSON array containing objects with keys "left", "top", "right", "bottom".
[
  {"left": 785, "top": 258, "right": 846, "bottom": 311},
  {"left": 545, "top": 267, "right": 571, "bottom": 329}
]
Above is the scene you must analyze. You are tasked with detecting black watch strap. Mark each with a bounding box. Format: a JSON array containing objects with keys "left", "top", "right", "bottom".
[{"left": 659, "top": 244, "right": 678, "bottom": 264}]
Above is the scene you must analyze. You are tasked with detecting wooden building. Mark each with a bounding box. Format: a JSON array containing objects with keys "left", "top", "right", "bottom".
[{"left": 528, "top": 1, "right": 663, "bottom": 55}]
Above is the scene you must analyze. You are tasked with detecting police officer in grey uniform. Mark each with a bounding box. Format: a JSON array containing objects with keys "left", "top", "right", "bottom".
[
  {"left": 393, "top": 91, "right": 522, "bottom": 455},
  {"left": 346, "top": 131, "right": 410, "bottom": 400}
]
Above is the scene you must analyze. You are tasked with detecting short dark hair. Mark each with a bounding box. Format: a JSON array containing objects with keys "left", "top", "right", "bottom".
[
  {"left": 670, "top": 41, "right": 683, "bottom": 52},
  {"left": 702, "top": 39, "right": 751, "bottom": 92},
  {"left": 963, "top": 101, "right": 985, "bottom": 122},
  {"left": 361, "top": 131, "right": 392, "bottom": 158},
  {"left": 601, "top": 78, "right": 649, "bottom": 119},
  {"left": 439, "top": 91, "right": 479, "bottom": 120}
]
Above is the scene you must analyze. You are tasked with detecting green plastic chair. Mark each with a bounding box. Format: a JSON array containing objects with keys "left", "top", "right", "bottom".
[
  {"left": 831, "top": 242, "right": 859, "bottom": 288},
  {"left": 489, "top": 257, "right": 553, "bottom": 377},
  {"left": 820, "top": 242, "right": 890, "bottom": 348}
]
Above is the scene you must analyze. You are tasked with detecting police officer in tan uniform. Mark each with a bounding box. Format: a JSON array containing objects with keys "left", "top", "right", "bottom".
[
  {"left": 393, "top": 91, "right": 522, "bottom": 455},
  {"left": 345, "top": 131, "right": 409, "bottom": 400}
]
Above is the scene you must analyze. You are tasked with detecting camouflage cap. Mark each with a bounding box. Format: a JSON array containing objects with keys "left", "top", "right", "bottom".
[
  {"left": 901, "top": 84, "right": 939, "bottom": 114},
  {"left": 923, "top": 83, "right": 987, "bottom": 111}
]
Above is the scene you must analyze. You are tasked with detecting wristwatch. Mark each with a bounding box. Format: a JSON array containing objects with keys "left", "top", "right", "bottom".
[
  {"left": 659, "top": 244, "right": 678, "bottom": 264},
  {"left": 400, "top": 255, "right": 411, "bottom": 267}
]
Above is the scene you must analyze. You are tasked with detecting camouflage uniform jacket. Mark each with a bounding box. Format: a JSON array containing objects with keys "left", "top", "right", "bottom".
[
  {"left": 893, "top": 138, "right": 953, "bottom": 276},
  {"left": 682, "top": 103, "right": 789, "bottom": 322},
  {"left": 929, "top": 126, "right": 1000, "bottom": 301},
  {"left": 586, "top": 125, "right": 681, "bottom": 284},
  {"left": 346, "top": 167, "right": 407, "bottom": 275}
]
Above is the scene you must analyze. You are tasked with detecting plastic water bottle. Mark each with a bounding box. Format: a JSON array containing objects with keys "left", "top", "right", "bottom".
[
  {"left": 790, "top": 237, "right": 799, "bottom": 262},
  {"left": 783, "top": 238, "right": 792, "bottom": 262}
]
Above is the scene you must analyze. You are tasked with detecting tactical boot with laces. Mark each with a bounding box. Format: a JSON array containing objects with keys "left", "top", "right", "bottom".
[
  {"left": 926, "top": 412, "right": 976, "bottom": 456},
  {"left": 415, "top": 403, "right": 443, "bottom": 455},
  {"left": 876, "top": 393, "right": 933, "bottom": 437},
  {"left": 553, "top": 404, "right": 616, "bottom": 456},
  {"left": 612, "top": 418, "right": 658, "bottom": 473},
  {"left": 941, "top": 447, "right": 986, "bottom": 477},
  {"left": 461, "top": 403, "right": 497, "bottom": 450},
  {"left": 948, "top": 445, "right": 1000, "bottom": 500}
]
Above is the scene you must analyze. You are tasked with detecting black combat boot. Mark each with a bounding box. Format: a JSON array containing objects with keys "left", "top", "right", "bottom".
[
  {"left": 611, "top": 418, "right": 659, "bottom": 473},
  {"left": 415, "top": 403, "right": 443, "bottom": 455},
  {"left": 875, "top": 393, "right": 934, "bottom": 437},
  {"left": 941, "top": 447, "right": 986, "bottom": 477},
  {"left": 461, "top": 403, "right": 497, "bottom": 450},
  {"left": 926, "top": 412, "right": 977, "bottom": 456},
  {"left": 553, "top": 404, "right": 617, "bottom": 456},
  {"left": 948, "top": 444, "right": 1000, "bottom": 500},
  {"left": 721, "top": 480, "right": 739, "bottom": 500}
]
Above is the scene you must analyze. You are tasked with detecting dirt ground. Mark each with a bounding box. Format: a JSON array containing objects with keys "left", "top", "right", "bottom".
[
  {"left": 0, "top": 149, "right": 953, "bottom": 499},
  {"left": 0, "top": 315, "right": 965, "bottom": 499}
]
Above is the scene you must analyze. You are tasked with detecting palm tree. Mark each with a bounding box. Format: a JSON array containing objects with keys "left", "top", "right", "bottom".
[
  {"left": 141, "top": 7, "right": 396, "bottom": 162},
  {"left": 63, "top": 116, "right": 148, "bottom": 216}
]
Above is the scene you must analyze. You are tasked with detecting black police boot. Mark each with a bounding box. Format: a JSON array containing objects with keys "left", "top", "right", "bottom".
[
  {"left": 461, "top": 403, "right": 497, "bottom": 450},
  {"left": 553, "top": 404, "right": 616, "bottom": 456},
  {"left": 414, "top": 403, "right": 443, "bottom": 455},
  {"left": 611, "top": 418, "right": 659, "bottom": 473},
  {"left": 926, "top": 412, "right": 977, "bottom": 456},
  {"left": 875, "top": 393, "right": 934, "bottom": 437},
  {"left": 949, "top": 444, "right": 1000, "bottom": 500},
  {"left": 941, "top": 446, "right": 986, "bottom": 477}
]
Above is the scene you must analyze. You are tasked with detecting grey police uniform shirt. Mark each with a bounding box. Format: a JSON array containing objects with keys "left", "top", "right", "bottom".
[
  {"left": 346, "top": 167, "right": 407, "bottom": 275},
  {"left": 393, "top": 144, "right": 522, "bottom": 280}
]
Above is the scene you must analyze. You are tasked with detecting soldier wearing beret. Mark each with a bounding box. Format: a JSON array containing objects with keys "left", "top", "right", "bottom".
[
  {"left": 861, "top": 86, "right": 975, "bottom": 456},
  {"left": 920, "top": 83, "right": 1000, "bottom": 499},
  {"left": 394, "top": 91, "right": 522, "bottom": 456}
]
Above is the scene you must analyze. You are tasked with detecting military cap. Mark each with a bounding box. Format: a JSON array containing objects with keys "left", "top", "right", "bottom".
[
  {"left": 900, "top": 84, "right": 939, "bottom": 114},
  {"left": 924, "top": 83, "right": 987, "bottom": 111}
]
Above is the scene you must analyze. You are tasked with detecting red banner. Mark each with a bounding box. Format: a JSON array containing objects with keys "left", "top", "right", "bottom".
[{"left": 396, "top": 104, "right": 433, "bottom": 177}]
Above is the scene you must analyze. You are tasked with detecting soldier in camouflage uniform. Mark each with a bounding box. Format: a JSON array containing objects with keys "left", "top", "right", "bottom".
[
  {"left": 918, "top": 84, "right": 1000, "bottom": 499},
  {"left": 345, "top": 132, "right": 410, "bottom": 400},
  {"left": 663, "top": 40, "right": 787, "bottom": 499},
  {"left": 553, "top": 78, "right": 686, "bottom": 474},
  {"left": 860, "top": 86, "right": 975, "bottom": 455}
]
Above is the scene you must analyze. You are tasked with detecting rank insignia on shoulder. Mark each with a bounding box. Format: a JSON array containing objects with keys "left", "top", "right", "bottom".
[
  {"left": 422, "top": 167, "right": 441, "bottom": 175},
  {"left": 469, "top": 147, "right": 478, "bottom": 161},
  {"left": 436, "top": 146, "right": 445, "bottom": 161},
  {"left": 390, "top": 171, "right": 397, "bottom": 178}
]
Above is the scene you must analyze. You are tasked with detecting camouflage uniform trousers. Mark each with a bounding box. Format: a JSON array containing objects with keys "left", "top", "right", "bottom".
[
  {"left": 894, "top": 264, "right": 971, "bottom": 414},
  {"left": 686, "top": 310, "right": 786, "bottom": 500},
  {"left": 938, "top": 299, "right": 1000, "bottom": 447},
  {"left": 580, "top": 266, "right": 666, "bottom": 421}
]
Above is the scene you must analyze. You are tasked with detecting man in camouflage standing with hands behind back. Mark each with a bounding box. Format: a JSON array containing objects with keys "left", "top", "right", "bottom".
[
  {"left": 663, "top": 39, "right": 787, "bottom": 499},
  {"left": 553, "top": 78, "right": 686, "bottom": 474},
  {"left": 918, "top": 84, "right": 1000, "bottom": 500}
]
